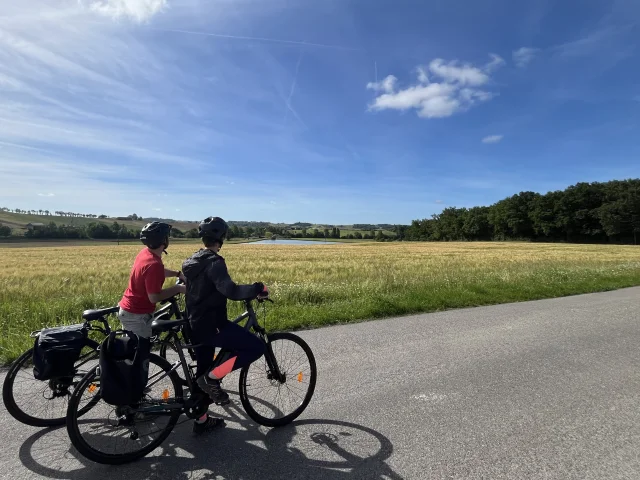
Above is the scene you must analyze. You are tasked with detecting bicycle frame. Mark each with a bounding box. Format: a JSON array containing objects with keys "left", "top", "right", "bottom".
[{"left": 142, "top": 297, "right": 284, "bottom": 417}]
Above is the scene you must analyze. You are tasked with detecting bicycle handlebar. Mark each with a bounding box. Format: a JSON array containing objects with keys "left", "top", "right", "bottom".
[{"left": 170, "top": 276, "right": 272, "bottom": 305}]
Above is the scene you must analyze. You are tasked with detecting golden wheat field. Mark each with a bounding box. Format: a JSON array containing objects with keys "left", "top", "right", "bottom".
[{"left": 1, "top": 241, "right": 639, "bottom": 362}]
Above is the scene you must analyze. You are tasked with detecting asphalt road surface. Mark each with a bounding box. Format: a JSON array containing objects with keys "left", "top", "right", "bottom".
[{"left": 1, "top": 287, "right": 639, "bottom": 479}]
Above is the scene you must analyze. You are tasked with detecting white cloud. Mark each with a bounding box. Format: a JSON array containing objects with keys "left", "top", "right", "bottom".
[
  {"left": 428, "top": 59, "right": 489, "bottom": 86},
  {"left": 435, "top": 199, "right": 443, "bottom": 204},
  {"left": 417, "top": 67, "right": 429, "bottom": 84},
  {"left": 512, "top": 47, "right": 539, "bottom": 68},
  {"left": 482, "top": 134, "right": 503, "bottom": 144},
  {"left": 485, "top": 53, "right": 506, "bottom": 72},
  {"left": 153, "top": 208, "right": 162, "bottom": 211},
  {"left": 86, "top": 0, "right": 167, "bottom": 23},
  {"left": 366, "top": 75, "right": 397, "bottom": 93},
  {"left": 38, "top": 193, "right": 55, "bottom": 197},
  {"left": 367, "top": 54, "right": 504, "bottom": 119}
]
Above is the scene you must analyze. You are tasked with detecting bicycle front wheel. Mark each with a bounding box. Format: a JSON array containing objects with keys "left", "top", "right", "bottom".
[
  {"left": 66, "top": 353, "right": 183, "bottom": 465},
  {"left": 239, "top": 332, "right": 317, "bottom": 427},
  {"left": 2, "top": 340, "right": 99, "bottom": 427}
]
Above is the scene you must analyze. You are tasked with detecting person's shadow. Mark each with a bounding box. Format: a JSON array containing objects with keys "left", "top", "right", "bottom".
[{"left": 17, "top": 390, "right": 403, "bottom": 480}]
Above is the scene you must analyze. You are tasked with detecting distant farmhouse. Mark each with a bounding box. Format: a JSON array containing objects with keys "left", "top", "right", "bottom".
[{"left": 26, "top": 223, "right": 45, "bottom": 231}]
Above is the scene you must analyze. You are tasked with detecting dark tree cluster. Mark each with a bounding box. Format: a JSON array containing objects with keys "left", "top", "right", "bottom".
[{"left": 405, "top": 179, "right": 640, "bottom": 244}]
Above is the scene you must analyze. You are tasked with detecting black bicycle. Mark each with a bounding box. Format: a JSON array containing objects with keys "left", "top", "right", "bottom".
[
  {"left": 1, "top": 308, "right": 115, "bottom": 427},
  {"left": 2, "top": 296, "right": 185, "bottom": 428},
  {"left": 65, "top": 295, "right": 317, "bottom": 465}
]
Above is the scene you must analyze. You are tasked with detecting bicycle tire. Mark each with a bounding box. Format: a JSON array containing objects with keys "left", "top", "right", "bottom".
[
  {"left": 2, "top": 339, "right": 100, "bottom": 427},
  {"left": 66, "top": 353, "right": 183, "bottom": 465},
  {"left": 239, "top": 332, "right": 317, "bottom": 427}
]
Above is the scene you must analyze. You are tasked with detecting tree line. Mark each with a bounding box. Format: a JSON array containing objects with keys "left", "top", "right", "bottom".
[
  {"left": 403, "top": 179, "right": 640, "bottom": 244},
  {"left": 21, "top": 221, "right": 142, "bottom": 239},
  {"left": 0, "top": 208, "right": 143, "bottom": 221}
]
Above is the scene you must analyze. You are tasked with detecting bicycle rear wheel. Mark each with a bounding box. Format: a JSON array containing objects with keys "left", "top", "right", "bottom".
[
  {"left": 66, "top": 353, "right": 183, "bottom": 465},
  {"left": 2, "top": 340, "right": 99, "bottom": 427},
  {"left": 239, "top": 332, "right": 317, "bottom": 427}
]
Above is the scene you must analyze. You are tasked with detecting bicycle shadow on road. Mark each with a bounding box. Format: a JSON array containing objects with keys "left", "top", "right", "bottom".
[{"left": 17, "top": 395, "right": 403, "bottom": 480}]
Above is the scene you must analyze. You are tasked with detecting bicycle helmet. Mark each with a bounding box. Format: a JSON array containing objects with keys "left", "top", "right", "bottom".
[
  {"left": 140, "top": 221, "right": 172, "bottom": 249},
  {"left": 198, "top": 216, "right": 228, "bottom": 245}
]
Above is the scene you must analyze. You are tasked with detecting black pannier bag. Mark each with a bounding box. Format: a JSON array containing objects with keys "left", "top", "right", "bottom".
[
  {"left": 98, "top": 331, "right": 150, "bottom": 406},
  {"left": 32, "top": 324, "right": 88, "bottom": 381}
]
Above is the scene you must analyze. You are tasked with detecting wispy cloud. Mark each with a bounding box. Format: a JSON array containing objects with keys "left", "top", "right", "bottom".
[
  {"left": 84, "top": 0, "right": 167, "bottom": 23},
  {"left": 38, "top": 193, "right": 55, "bottom": 197},
  {"left": 283, "top": 48, "right": 306, "bottom": 128},
  {"left": 149, "top": 27, "right": 358, "bottom": 51},
  {"left": 482, "top": 134, "right": 503, "bottom": 144},
  {"left": 512, "top": 47, "right": 539, "bottom": 68},
  {"left": 366, "top": 54, "right": 504, "bottom": 119},
  {"left": 0, "top": 3, "right": 217, "bottom": 168},
  {"left": 551, "top": 25, "right": 635, "bottom": 59}
]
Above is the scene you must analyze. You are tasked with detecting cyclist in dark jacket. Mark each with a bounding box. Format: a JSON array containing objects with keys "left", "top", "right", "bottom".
[{"left": 181, "top": 217, "right": 268, "bottom": 414}]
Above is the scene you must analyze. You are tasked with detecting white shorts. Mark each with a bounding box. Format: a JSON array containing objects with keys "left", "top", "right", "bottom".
[{"left": 117, "top": 307, "right": 153, "bottom": 339}]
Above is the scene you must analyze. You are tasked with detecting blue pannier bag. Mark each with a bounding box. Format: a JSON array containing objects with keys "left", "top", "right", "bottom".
[
  {"left": 98, "top": 331, "right": 150, "bottom": 406},
  {"left": 32, "top": 324, "right": 88, "bottom": 381}
]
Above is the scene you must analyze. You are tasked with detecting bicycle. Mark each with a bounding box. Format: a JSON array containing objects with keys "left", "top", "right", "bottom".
[
  {"left": 65, "top": 294, "right": 317, "bottom": 465},
  {"left": 2, "top": 296, "right": 185, "bottom": 428},
  {"left": 2, "top": 307, "right": 115, "bottom": 427}
]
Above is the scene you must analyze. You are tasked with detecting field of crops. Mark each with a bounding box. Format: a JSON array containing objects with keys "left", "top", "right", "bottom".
[{"left": 1, "top": 241, "right": 639, "bottom": 363}]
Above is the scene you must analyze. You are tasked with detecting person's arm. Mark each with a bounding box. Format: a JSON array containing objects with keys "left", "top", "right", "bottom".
[
  {"left": 207, "top": 258, "right": 265, "bottom": 301},
  {"left": 164, "top": 268, "right": 186, "bottom": 283},
  {"left": 147, "top": 264, "right": 186, "bottom": 304},
  {"left": 148, "top": 284, "right": 186, "bottom": 304}
]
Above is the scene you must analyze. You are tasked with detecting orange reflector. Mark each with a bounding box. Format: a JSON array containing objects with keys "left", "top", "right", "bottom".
[
  {"left": 162, "top": 389, "right": 170, "bottom": 400},
  {"left": 88, "top": 384, "right": 97, "bottom": 393},
  {"left": 297, "top": 372, "right": 304, "bottom": 383}
]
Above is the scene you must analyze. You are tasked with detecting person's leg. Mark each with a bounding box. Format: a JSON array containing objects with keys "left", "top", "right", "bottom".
[
  {"left": 194, "top": 344, "right": 216, "bottom": 380},
  {"left": 116, "top": 309, "right": 152, "bottom": 392},
  {"left": 208, "top": 322, "right": 266, "bottom": 379},
  {"left": 192, "top": 343, "right": 225, "bottom": 434},
  {"left": 196, "top": 322, "right": 266, "bottom": 404}
]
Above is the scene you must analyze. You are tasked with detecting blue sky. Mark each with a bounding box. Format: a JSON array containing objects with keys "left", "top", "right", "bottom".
[{"left": 0, "top": 0, "right": 638, "bottom": 225}]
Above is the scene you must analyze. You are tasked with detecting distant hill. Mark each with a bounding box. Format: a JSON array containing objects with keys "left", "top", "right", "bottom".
[
  {"left": 0, "top": 209, "right": 405, "bottom": 236},
  {"left": 0, "top": 210, "right": 196, "bottom": 235}
]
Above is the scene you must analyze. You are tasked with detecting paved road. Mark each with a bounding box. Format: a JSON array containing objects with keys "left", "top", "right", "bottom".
[{"left": 2, "top": 287, "right": 640, "bottom": 479}]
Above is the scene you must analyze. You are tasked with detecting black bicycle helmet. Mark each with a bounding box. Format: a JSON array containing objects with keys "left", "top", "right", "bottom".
[
  {"left": 198, "top": 216, "right": 228, "bottom": 244},
  {"left": 140, "top": 221, "right": 172, "bottom": 249}
]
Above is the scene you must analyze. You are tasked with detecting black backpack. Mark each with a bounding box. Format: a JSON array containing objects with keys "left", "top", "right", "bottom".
[
  {"left": 33, "top": 324, "right": 88, "bottom": 381},
  {"left": 98, "top": 331, "right": 150, "bottom": 406}
]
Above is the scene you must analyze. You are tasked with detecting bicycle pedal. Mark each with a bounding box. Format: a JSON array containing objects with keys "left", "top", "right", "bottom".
[{"left": 215, "top": 398, "right": 231, "bottom": 406}]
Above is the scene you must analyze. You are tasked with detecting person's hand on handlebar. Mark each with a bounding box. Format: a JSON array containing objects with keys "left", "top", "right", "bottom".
[{"left": 257, "top": 284, "right": 269, "bottom": 299}]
